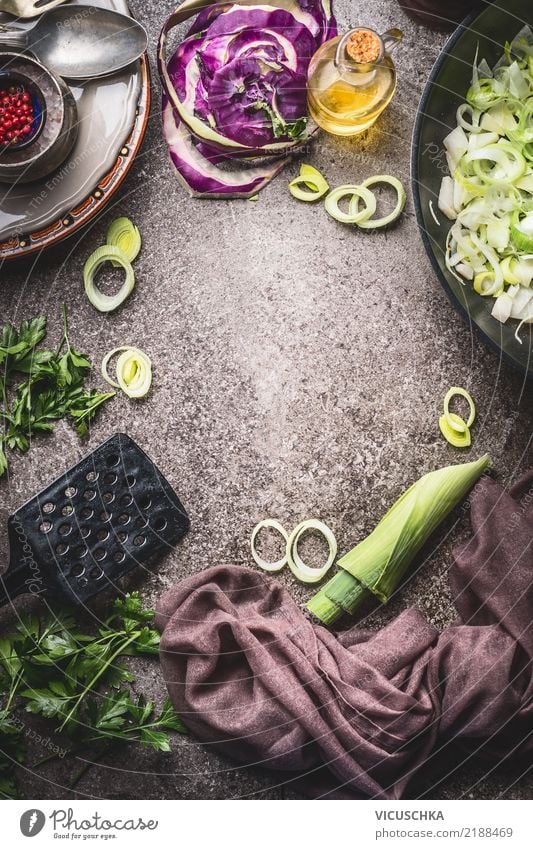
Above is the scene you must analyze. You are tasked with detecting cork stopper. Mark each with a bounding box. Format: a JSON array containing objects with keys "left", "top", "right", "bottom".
[{"left": 345, "top": 29, "right": 382, "bottom": 64}]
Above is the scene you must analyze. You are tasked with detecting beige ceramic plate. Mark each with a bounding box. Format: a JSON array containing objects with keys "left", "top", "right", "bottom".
[{"left": 0, "top": 0, "right": 150, "bottom": 261}]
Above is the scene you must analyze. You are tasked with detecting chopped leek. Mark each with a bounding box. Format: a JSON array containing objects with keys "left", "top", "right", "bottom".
[
  {"left": 307, "top": 455, "right": 491, "bottom": 625},
  {"left": 439, "top": 413, "right": 472, "bottom": 448},
  {"left": 288, "top": 164, "right": 329, "bottom": 201},
  {"left": 107, "top": 217, "right": 142, "bottom": 264},
  {"left": 250, "top": 518, "right": 337, "bottom": 583},
  {"left": 84, "top": 246, "right": 135, "bottom": 313},
  {"left": 439, "top": 386, "right": 476, "bottom": 447},
  {"left": 438, "top": 176, "right": 456, "bottom": 220},
  {"left": 102, "top": 346, "right": 152, "bottom": 399},
  {"left": 324, "top": 184, "right": 376, "bottom": 224},
  {"left": 349, "top": 175, "right": 406, "bottom": 229},
  {"left": 492, "top": 287, "right": 517, "bottom": 323},
  {"left": 511, "top": 211, "right": 533, "bottom": 252},
  {"left": 467, "top": 77, "right": 505, "bottom": 110},
  {"left": 250, "top": 519, "right": 288, "bottom": 572},
  {"left": 289, "top": 170, "right": 406, "bottom": 232},
  {"left": 465, "top": 142, "right": 526, "bottom": 185},
  {"left": 473, "top": 270, "right": 503, "bottom": 297},
  {"left": 439, "top": 25, "right": 533, "bottom": 328},
  {"left": 429, "top": 200, "right": 441, "bottom": 226},
  {"left": 285, "top": 519, "right": 337, "bottom": 584},
  {"left": 443, "top": 386, "right": 476, "bottom": 432},
  {"left": 456, "top": 102, "right": 482, "bottom": 134}
]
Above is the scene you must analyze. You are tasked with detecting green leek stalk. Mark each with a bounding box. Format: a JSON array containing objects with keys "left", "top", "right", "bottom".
[{"left": 307, "top": 455, "right": 491, "bottom": 626}]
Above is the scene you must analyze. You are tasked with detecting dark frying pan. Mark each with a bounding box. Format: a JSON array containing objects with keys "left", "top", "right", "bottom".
[{"left": 411, "top": 0, "right": 533, "bottom": 380}]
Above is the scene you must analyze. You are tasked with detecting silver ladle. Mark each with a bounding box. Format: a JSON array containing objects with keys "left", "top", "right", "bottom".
[{"left": 0, "top": 4, "right": 148, "bottom": 80}]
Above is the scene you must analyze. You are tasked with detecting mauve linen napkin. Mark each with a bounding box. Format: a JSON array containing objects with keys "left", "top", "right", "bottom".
[{"left": 155, "top": 473, "right": 533, "bottom": 798}]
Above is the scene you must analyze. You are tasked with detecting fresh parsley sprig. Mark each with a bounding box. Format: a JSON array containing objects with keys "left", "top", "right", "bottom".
[
  {"left": 0, "top": 307, "right": 114, "bottom": 476},
  {"left": 0, "top": 592, "right": 186, "bottom": 798}
]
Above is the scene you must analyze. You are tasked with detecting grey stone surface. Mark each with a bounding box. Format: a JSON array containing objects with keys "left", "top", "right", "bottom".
[{"left": 0, "top": 0, "right": 531, "bottom": 800}]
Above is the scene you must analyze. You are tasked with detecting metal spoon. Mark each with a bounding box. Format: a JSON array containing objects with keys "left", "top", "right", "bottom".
[
  {"left": 0, "top": 0, "right": 69, "bottom": 20},
  {"left": 0, "top": 5, "right": 148, "bottom": 80}
]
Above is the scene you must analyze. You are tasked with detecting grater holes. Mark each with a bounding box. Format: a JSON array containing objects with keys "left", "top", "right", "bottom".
[
  {"left": 133, "top": 535, "right": 146, "bottom": 547},
  {"left": 139, "top": 495, "right": 151, "bottom": 510},
  {"left": 117, "top": 531, "right": 127, "bottom": 544},
  {"left": 83, "top": 489, "right": 96, "bottom": 501},
  {"left": 80, "top": 507, "right": 93, "bottom": 520},
  {"left": 106, "top": 453, "right": 119, "bottom": 467},
  {"left": 42, "top": 502, "right": 55, "bottom": 514},
  {"left": 103, "top": 492, "right": 114, "bottom": 504},
  {"left": 126, "top": 475, "right": 136, "bottom": 488},
  {"left": 120, "top": 494, "right": 133, "bottom": 507},
  {"left": 71, "top": 564, "right": 84, "bottom": 577},
  {"left": 55, "top": 542, "right": 68, "bottom": 556},
  {"left": 74, "top": 545, "right": 88, "bottom": 558},
  {"left": 89, "top": 566, "right": 104, "bottom": 580},
  {"left": 134, "top": 516, "right": 148, "bottom": 529},
  {"left": 78, "top": 577, "right": 88, "bottom": 587},
  {"left": 96, "top": 529, "right": 109, "bottom": 542},
  {"left": 80, "top": 526, "right": 91, "bottom": 539},
  {"left": 94, "top": 548, "right": 106, "bottom": 561},
  {"left": 100, "top": 510, "right": 111, "bottom": 522},
  {"left": 58, "top": 523, "right": 71, "bottom": 536},
  {"left": 61, "top": 505, "right": 74, "bottom": 517},
  {"left": 153, "top": 517, "right": 167, "bottom": 532},
  {"left": 103, "top": 472, "right": 117, "bottom": 485},
  {"left": 117, "top": 513, "right": 130, "bottom": 526},
  {"left": 39, "top": 521, "right": 53, "bottom": 534},
  {"left": 112, "top": 550, "right": 125, "bottom": 563},
  {"left": 64, "top": 486, "right": 77, "bottom": 498},
  {"left": 86, "top": 470, "right": 99, "bottom": 482}
]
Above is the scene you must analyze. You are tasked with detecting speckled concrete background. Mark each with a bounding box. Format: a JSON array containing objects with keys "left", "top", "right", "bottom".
[{"left": 0, "top": 0, "right": 531, "bottom": 800}]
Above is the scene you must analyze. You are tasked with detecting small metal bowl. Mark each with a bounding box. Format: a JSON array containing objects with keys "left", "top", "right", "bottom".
[
  {"left": 0, "top": 51, "right": 78, "bottom": 184},
  {"left": 0, "top": 70, "right": 46, "bottom": 153}
]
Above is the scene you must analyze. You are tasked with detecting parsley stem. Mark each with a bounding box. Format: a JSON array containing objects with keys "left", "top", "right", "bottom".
[
  {"left": 62, "top": 629, "right": 128, "bottom": 661},
  {"left": 58, "top": 631, "right": 141, "bottom": 732},
  {"left": 123, "top": 719, "right": 167, "bottom": 734},
  {"left": 68, "top": 742, "right": 119, "bottom": 791},
  {"left": 32, "top": 749, "right": 73, "bottom": 768},
  {"left": 82, "top": 721, "right": 164, "bottom": 745},
  {"left": 68, "top": 759, "right": 94, "bottom": 790},
  {"left": 5, "top": 668, "right": 23, "bottom": 711},
  {"left": 57, "top": 304, "right": 70, "bottom": 356}
]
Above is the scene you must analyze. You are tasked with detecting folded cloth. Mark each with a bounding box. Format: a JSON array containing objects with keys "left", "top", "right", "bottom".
[{"left": 155, "top": 473, "right": 533, "bottom": 798}]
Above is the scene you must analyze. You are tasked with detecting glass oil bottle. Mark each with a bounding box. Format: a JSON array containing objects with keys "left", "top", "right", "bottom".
[{"left": 307, "top": 26, "right": 403, "bottom": 136}]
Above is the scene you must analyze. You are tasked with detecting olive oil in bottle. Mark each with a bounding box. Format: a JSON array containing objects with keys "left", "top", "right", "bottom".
[{"left": 307, "top": 27, "right": 403, "bottom": 136}]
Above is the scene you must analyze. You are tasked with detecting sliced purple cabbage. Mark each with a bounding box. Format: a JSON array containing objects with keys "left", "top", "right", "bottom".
[
  {"left": 207, "top": 58, "right": 308, "bottom": 147},
  {"left": 158, "top": 0, "right": 337, "bottom": 199},
  {"left": 162, "top": 95, "right": 288, "bottom": 198}
]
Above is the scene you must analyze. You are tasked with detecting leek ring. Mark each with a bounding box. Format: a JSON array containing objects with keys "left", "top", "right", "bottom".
[
  {"left": 349, "top": 175, "right": 406, "bottom": 229},
  {"left": 439, "top": 414, "right": 472, "bottom": 448},
  {"left": 286, "top": 519, "right": 337, "bottom": 584},
  {"left": 325, "top": 185, "right": 376, "bottom": 224},
  {"left": 289, "top": 164, "right": 329, "bottom": 201},
  {"left": 473, "top": 271, "right": 503, "bottom": 297},
  {"left": 102, "top": 346, "right": 152, "bottom": 399},
  {"left": 443, "top": 387, "right": 476, "bottom": 434},
  {"left": 107, "top": 217, "right": 142, "bottom": 264},
  {"left": 250, "top": 519, "right": 289, "bottom": 572},
  {"left": 84, "top": 246, "right": 135, "bottom": 313}
]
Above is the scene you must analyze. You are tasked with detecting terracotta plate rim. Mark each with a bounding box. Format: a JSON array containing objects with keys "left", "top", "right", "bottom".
[{"left": 0, "top": 53, "right": 151, "bottom": 263}]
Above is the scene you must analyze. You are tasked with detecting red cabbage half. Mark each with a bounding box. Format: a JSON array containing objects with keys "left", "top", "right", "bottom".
[{"left": 158, "top": 0, "right": 337, "bottom": 198}]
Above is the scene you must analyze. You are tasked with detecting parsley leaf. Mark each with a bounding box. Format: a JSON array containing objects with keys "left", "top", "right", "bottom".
[
  {"left": 0, "top": 593, "right": 186, "bottom": 796},
  {"left": 0, "top": 308, "right": 114, "bottom": 477}
]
